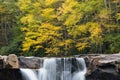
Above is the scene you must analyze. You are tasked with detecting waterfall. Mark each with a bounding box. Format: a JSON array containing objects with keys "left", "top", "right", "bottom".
[
  {"left": 72, "top": 58, "right": 87, "bottom": 80},
  {"left": 20, "top": 58, "right": 87, "bottom": 80},
  {"left": 38, "top": 58, "right": 56, "bottom": 80},
  {"left": 20, "top": 69, "right": 38, "bottom": 80},
  {"left": 38, "top": 58, "right": 86, "bottom": 80},
  {"left": 61, "top": 58, "right": 72, "bottom": 80}
]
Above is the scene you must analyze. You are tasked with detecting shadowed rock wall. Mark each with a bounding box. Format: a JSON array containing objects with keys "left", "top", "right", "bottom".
[{"left": 0, "top": 69, "right": 23, "bottom": 80}]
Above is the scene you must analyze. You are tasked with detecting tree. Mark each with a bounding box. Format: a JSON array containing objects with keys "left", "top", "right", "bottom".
[
  {"left": 0, "top": 0, "right": 23, "bottom": 55},
  {"left": 17, "top": 0, "right": 120, "bottom": 56},
  {"left": 1, "top": 0, "right": 119, "bottom": 56}
]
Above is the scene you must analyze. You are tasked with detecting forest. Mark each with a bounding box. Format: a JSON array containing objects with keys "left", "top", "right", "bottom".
[{"left": 0, "top": 0, "right": 120, "bottom": 56}]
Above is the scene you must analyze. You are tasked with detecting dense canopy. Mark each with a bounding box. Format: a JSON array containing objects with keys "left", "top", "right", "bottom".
[{"left": 0, "top": 0, "right": 120, "bottom": 56}]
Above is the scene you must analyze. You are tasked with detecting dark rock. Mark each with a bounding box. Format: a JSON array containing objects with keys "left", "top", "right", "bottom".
[
  {"left": 85, "top": 54, "right": 120, "bottom": 80},
  {"left": 0, "top": 69, "right": 23, "bottom": 80},
  {"left": 86, "top": 68, "right": 120, "bottom": 80},
  {"left": 19, "top": 56, "right": 43, "bottom": 69},
  {"left": 0, "top": 55, "right": 4, "bottom": 69}
]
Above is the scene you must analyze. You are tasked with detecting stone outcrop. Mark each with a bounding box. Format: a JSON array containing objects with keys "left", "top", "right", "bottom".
[
  {"left": 84, "top": 54, "right": 120, "bottom": 80},
  {"left": 6, "top": 54, "right": 19, "bottom": 68},
  {"left": 0, "top": 54, "right": 44, "bottom": 69},
  {"left": 0, "top": 54, "right": 19, "bottom": 68},
  {"left": 0, "top": 54, "right": 120, "bottom": 80},
  {"left": 19, "top": 56, "right": 43, "bottom": 69}
]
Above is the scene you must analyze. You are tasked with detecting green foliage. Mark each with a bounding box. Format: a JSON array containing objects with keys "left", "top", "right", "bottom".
[
  {"left": 0, "top": 35, "right": 23, "bottom": 55},
  {"left": 18, "top": 0, "right": 120, "bottom": 56},
  {"left": 104, "top": 33, "right": 120, "bottom": 53},
  {"left": 0, "top": 0, "right": 23, "bottom": 55},
  {"left": 0, "top": 0, "right": 120, "bottom": 56}
]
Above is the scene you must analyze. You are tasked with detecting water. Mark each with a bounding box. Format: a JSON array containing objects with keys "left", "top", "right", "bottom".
[
  {"left": 38, "top": 58, "right": 57, "bottom": 80},
  {"left": 72, "top": 58, "right": 87, "bottom": 80},
  {"left": 20, "top": 58, "right": 87, "bottom": 80},
  {"left": 61, "top": 58, "right": 72, "bottom": 80},
  {"left": 20, "top": 69, "right": 38, "bottom": 80}
]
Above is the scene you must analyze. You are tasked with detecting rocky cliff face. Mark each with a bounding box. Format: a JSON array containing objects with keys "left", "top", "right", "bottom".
[
  {"left": 0, "top": 54, "right": 120, "bottom": 80},
  {"left": 84, "top": 54, "right": 120, "bottom": 80}
]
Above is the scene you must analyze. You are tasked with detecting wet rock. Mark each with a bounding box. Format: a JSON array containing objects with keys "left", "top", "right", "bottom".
[
  {"left": 6, "top": 54, "right": 19, "bottom": 68},
  {"left": 85, "top": 54, "right": 120, "bottom": 80},
  {"left": 19, "top": 56, "right": 42, "bottom": 69}
]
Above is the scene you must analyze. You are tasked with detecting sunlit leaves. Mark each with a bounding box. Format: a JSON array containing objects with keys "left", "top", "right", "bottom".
[
  {"left": 72, "top": 22, "right": 103, "bottom": 51},
  {"left": 22, "top": 22, "right": 62, "bottom": 55},
  {"left": 87, "top": 22, "right": 103, "bottom": 45},
  {"left": 99, "top": 9, "right": 110, "bottom": 20},
  {"left": 42, "top": 8, "right": 56, "bottom": 21},
  {"left": 57, "top": 0, "right": 82, "bottom": 26},
  {"left": 20, "top": 14, "right": 35, "bottom": 25},
  {"left": 45, "top": 0, "right": 58, "bottom": 6},
  {"left": 17, "top": 0, "right": 120, "bottom": 56},
  {"left": 117, "top": 13, "right": 120, "bottom": 20},
  {"left": 18, "top": 0, "right": 31, "bottom": 11},
  {"left": 64, "top": 13, "right": 82, "bottom": 26},
  {"left": 76, "top": 42, "right": 89, "bottom": 51},
  {"left": 19, "top": 0, "right": 105, "bottom": 55}
]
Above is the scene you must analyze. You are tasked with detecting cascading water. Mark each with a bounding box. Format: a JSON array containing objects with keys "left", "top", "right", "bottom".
[
  {"left": 40, "top": 58, "right": 87, "bottom": 80},
  {"left": 20, "top": 69, "right": 38, "bottom": 80},
  {"left": 60, "top": 58, "right": 72, "bottom": 80},
  {"left": 72, "top": 58, "right": 87, "bottom": 80},
  {"left": 20, "top": 58, "right": 87, "bottom": 80},
  {"left": 38, "top": 58, "right": 57, "bottom": 80}
]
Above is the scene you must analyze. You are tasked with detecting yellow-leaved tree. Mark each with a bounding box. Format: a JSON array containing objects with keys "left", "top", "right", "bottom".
[{"left": 17, "top": 0, "right": 119, "bottom": 56}]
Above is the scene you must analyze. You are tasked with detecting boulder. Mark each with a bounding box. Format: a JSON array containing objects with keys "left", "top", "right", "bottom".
[
  {"left": 6, "top": 54, "right": 19, "bottom": 68},
  {"left": 19, "top": 56, "right": 43, "bottom": 69},
  {"left": 85, "top": 54, "right": 120, "bottom": 80}
]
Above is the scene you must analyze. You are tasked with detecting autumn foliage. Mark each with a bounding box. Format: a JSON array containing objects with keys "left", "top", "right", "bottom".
[{"left": 0, "top": 0, "right": 120, "bottom": 56}]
